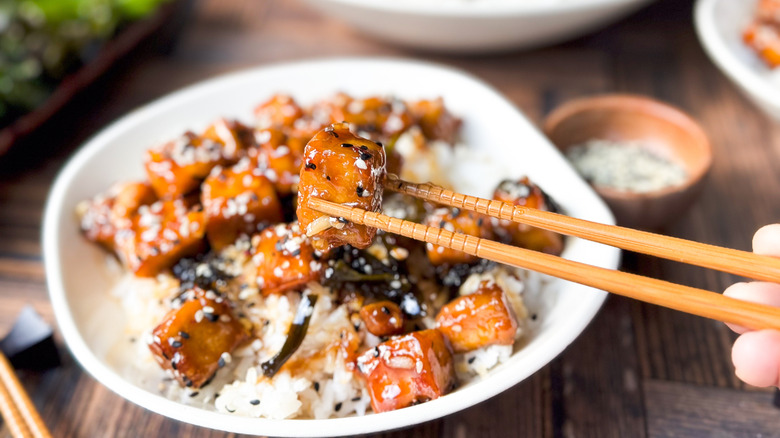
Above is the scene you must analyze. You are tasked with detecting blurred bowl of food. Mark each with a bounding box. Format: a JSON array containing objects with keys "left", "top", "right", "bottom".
[
  {"left": 695, "top": 0, "right": 780, "bottom": 119},
  {"left": 301, "top": 0, "right": 653, "bottom": 53},
  {"left": 544, "top": 94, "right": 712, "bottom": 230}
]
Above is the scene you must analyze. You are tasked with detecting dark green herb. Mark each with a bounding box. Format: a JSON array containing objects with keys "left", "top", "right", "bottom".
[{"left": 261, "top": 294, "right": 318, "bottom": 378}]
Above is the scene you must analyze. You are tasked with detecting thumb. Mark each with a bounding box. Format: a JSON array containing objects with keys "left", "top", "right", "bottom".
[{"left": 752, "top": 224, "right": 780, "bottom": 257}]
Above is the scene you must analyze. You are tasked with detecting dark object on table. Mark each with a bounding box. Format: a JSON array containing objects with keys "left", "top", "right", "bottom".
[
  {"left": 0, "top": 0, "right": 193, "bottom": 156},
  {"left": 0, "top": 306, "right": 60, "bottom": 371}
]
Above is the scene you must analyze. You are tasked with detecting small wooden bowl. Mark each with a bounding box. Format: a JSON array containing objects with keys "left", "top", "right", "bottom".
[{"left": 544, "top": 94, "right": 712, "bottom": 230}]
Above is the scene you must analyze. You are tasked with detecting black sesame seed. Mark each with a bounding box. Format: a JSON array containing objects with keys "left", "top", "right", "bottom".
[
  {"left": 291, "top": 248, "right": 301, "bottom": 256},
  {"left": 201, "top": 373, "right": 216, "bottom": 388},
  {"left": 171, "top": 340, "right": 182, "bottom": 348},
  {"left": 338, "top": 217, "right": 348, "bottom": 223},
  {"left": 356, "top": 186, "right": 365, "bottom": 196},
  {"left": 340, "top": 143, "right": 353, "bottom": 148},
  {"left": 314, "top": 382, "right": 320, "bottom": 392},
  {"left": 359, "top": 145, "right": 368, "bottom": 150},
  {"left": 218, "top": 357, "right": 226, "bottom": 368},
  {"left": 531, "top": 314, "right": 538, "bottom": 321},
  {"left": 162, "top": 352, "right": 169, "bottom": 360},
  {"left": 376, "top": 141, "right": 383, "bottom": 147},
  {"left": 439, "top": 220, "right": 446, "bottom": 228},
  {"left": 305, "top": 163, "right": 317, "bottom": 170},
  {"left": 171, "top": 361, "right": 177, "bottom": 371},
  {"left": 352, "top": 397, "right": 361, "bottom": 402},
  {"left": 325, "top": 175, "right": 331, "bottom": 181},
  {"left": 189, "top": 391, "right": 199, "bottom": 397},
  {"left": 451, "top": 207, "right": 461, "bottom": 216},
  {"left": 360, "top": 152, "right": 372, "bottom": 160},
  {"left": 335, "top": 402, "right": 343, "bottom": 412},
  {"left": 226, "top": 407, "right": 236, "bottom": 413},
  {"left": 373, "top": 348, "right": 380, "bottom": 357},
  {"left": 477, "top": 218, "right": 484, "bottom": 227},
  {"left": 183, "top": 376, "right": 193, "bottom": 387},
  {"left": 205, "top": 312, "right": 219, "bottom": 322},
  {"left": 381, "top": 306, "right": 390, "bottom": 315},
  {"left": 468, "top": 357, "right": 476, "bottom": 364},
  {"left": 250, "top": 399, "right": 260, "bottom": 405},
  {"left": 178, "top": 331, "right": 190, "bottom": 339}
]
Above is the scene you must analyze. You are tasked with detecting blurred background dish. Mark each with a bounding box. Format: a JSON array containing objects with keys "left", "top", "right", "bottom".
[
  {"left": 695, "top": 0, "right": 780, "bottom": 119},
  {"left": 301, "top": 0, "right": 654, "bottom": 53},
  {"left": 544, "top": 94, "right": 712, "bottom": 230}
]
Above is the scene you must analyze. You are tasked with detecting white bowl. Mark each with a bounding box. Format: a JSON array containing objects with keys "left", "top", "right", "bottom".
[
  {"left": 695, "top": 0, "right": 780, "bottom": 119},
  {"left": 301, "top": 0, "right": 652, "bottom": 53},
  {"left": 43, "top": 58, "right": 619, "bottom": 436}
]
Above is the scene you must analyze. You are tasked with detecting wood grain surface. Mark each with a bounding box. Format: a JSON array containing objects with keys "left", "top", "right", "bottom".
[{"left": 1, "top": 0, "right": 779, "bottom": 436}]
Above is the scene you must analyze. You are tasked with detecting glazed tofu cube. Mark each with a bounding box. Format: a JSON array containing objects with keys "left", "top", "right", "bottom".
[
  {"left": 744, "top": 22, "right": 780, "bottom": 68},
  {"left": 435, "top": 281, "right": 517, "bottom": 353},
  {"left": 252, "top": 128, "right": 303, "bottom": 196},
  {"left": 317, "top": 93, "right": 414, "bottom": 139},
  {"left": 144, "top": 119, "right": 251, "bottom": 199},
  {"left": 408, "top": 98, "right": 462, "bottom": 144},
  {"left": 755, "top": 0, "right": 780, "bottom": 24},
  {"left": 254, "top": 94, "right": 305, "bottom": 129},
  {"left": 356, "top": 329, "right": 455, "bottom": 413},
  {"left": 148, "top": 287, "right": 249, "bottom": 388},
  {"left": 77, "top": 181, "right": 156, "bottom": 250},
  {"left": 424, "top": 207, "right": 493, "bottom": 266},
  {"left": 201, "top": 157, "right": 284, "bottom": 250},
  {"left": 492, "top": 178, "right": 563, "bottom": 255},
  {"left": 296, "top": 123, "right": 387, "bottom": 252},
  {"left": 359, "top": 301, "right": 404, "bottom": 337},
  {"left": 251, "top": 223, "right": 323, "bottom": 295},
  {"left": 115, "top": 199, "right": 206, "bottom": 277}
]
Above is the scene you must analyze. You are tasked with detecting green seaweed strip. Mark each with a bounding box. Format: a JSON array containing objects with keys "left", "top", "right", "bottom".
[{"left": 261, "top": 294, "right": 319, "bottom": 378}]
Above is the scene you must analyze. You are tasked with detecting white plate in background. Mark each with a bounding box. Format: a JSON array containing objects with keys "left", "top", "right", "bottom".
[
  {"left": 43, "top": 58, "right": 619, "bottom": 436},
  {"left": 302, "top": 0, "right": 652, "bottom": 53},
  {"left": 695, "top": 0, "right": 780, "bottom": 120}
]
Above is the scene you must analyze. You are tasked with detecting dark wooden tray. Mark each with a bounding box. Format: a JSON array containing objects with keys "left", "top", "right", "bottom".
[{"left": 0, "top": 0, "right": 192, "bottom": 156}]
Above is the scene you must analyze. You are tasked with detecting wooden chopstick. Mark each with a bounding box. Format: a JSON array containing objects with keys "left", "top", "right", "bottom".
[
  {"left": 0, "top": 352, "right": 52, "bottom": 438},
  {"left": 386, "top": 174, "right": 780, "bottom": 283},
  {"left": 307, "top": 197, "right": 780, "bottom": 331}
]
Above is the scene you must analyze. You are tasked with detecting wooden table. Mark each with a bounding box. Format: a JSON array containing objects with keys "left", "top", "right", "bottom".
[{"left": 2, "top": 0, "right": 780, "bottom": 436}]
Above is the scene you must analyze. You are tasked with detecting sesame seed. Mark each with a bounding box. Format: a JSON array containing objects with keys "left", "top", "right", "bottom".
[
  {"left": 340, "top": 143, "right": 353, "bottom": 148},
  {"left": 306, "top": 162, "right": 317, "bottom": 170},
  {"left": 250, "top": 399, "right": 260, "bottom": 405}
]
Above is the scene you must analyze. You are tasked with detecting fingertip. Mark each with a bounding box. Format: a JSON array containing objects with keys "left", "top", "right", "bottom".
[
  {"left": 753, "top": 224, "right": 780, "bottom": 257},
  {"left": 732, "top": 330, "right": 780, "bottom": 387},
  {"left": 723, "top": 282, "right": 753, "bottom": 333}
]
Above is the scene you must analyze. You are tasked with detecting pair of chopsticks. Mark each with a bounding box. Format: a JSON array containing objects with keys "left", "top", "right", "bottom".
[
  {"left": 308, "top": 174, "right": 780, "bottom": 331},
  {"left": 0, "top": 352, "right": 51, "bottom": 438}
]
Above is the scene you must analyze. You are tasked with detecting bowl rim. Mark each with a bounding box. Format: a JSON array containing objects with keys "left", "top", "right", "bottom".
[
  {"left": 312, "top": 0, "right": 649, "bottom": 17},
  {"left": 543, "top": 93, "right": 713, "bottom": 200},
  {"left": 42, "top": 56, "right": 617, "bottom": 436},
  {"left": 694, "top": 0, "right": 780, "bottom": 110}
]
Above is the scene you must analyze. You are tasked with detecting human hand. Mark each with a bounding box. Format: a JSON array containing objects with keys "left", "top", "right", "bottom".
[{"left": 724, "top": 224, "right": 780, "bottom": 387}]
